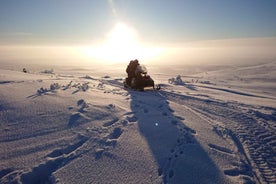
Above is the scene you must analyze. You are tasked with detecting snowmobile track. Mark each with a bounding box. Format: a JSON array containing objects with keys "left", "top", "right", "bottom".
[{"left": 160, "top": 90, "right": 276, "bottom": 184}]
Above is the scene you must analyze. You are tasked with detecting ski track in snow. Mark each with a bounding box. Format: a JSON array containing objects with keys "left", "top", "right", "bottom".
[{"left": 0, "top": 67, "right": 275, "bottom": 184}]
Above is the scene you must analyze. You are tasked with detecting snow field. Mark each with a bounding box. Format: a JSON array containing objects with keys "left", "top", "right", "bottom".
[{"left": 0, "top": 61, "right": 275, "bottom": 183}]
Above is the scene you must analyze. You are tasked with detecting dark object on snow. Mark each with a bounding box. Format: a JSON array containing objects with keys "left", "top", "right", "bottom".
[
  {"left": 126, "top": 59, "right": 139, "bottom": 78},
  {"left": 124, "top": 59, "right": 156, "bottom": 91},
  {"left": 23, "top": 68, "right": 27, "bottom": 73}
]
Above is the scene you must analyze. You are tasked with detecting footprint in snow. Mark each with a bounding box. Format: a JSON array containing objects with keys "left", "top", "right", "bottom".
[
  {"left": 102, "top": 118, "right": 119, "bottom": 127},
  {"left": 47, "top": 136, "right": 89, "bottom": 158},
  {"left": 126, "top": 115, "right": 138, "bottom": 123},
  {"left": 77, "top": 99, "right": 88, "bottom": 112},
  {"left": 95, "top": 148, "right": 104, "bottom": 160},
  {"left": 143, "top": 109, "right": 149, "bottom": 113},
  {"left": 109, "top": 127, "right": 123, "bottom": 139},
  {"left": 134, "top": 104, "right": 140, "bottom": 108},
  {"left": 121, "top": 119, "right": 128, "bottom": 126},
  {"left": 94, "top": 149, "right": 115, "bottom": 160}
]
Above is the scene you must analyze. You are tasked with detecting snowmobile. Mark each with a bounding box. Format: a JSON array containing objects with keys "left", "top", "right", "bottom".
[{"left": 124, "top": 63, "right": 160, "bottom": 91}]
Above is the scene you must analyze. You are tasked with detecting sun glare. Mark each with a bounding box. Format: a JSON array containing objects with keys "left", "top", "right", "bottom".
[{"left": 79, "top": 22, "right": 163, "bottom": 64}]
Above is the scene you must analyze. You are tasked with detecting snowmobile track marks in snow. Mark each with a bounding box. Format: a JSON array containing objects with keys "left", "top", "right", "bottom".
[{"left": 160, "top": 90, "right": 276, "bottom": 183}]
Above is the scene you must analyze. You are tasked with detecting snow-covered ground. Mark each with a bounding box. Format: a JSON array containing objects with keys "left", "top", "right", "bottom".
[{"left": 0, "top": 61, "right": 275, "bottom": 184}]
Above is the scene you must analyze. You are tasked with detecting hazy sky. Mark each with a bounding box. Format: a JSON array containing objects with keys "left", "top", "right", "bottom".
[
  {"left": 1, "top": 0, "right": 276, "bottom": 45},
  {"left": 0, "top": 0, "right": 276, "bottom": 65}
]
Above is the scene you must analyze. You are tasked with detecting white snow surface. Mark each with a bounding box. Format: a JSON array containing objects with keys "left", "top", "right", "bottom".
[{"left": 0, "top": 61, "right": 275, "bottom": 184}]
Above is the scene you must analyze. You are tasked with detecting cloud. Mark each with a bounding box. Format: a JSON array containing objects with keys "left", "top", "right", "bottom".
[
  {"left": 1, "top": 32, "right": 33, "bottom": 36},
  {"left": 156, "top": 37, "right": 276, "bottom": 65}
]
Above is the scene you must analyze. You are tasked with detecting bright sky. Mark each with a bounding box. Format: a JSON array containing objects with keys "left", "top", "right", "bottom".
[{"left": 1, "top": 0, "right": 276, "bottom": 65}]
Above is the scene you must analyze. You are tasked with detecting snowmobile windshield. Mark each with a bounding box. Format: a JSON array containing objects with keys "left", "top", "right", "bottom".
[{"left": 135, "top": 65, "right": 147, "bottom": 75}]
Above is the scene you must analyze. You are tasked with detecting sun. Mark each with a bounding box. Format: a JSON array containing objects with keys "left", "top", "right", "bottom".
[
  {"left": 88, "top": 22, "right": 141, "bottom": 63},
  {"left": 103, "top": 22, "right": 140, "bottom": 60},
  {"left": 79, "top": 22, "right": 164, "bottom": 64},
  {"left": 107, "top": 22, "right": 138, "bottom": 49}
]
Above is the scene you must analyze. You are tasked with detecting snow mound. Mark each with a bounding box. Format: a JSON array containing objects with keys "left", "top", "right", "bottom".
[{"left": 168, "top": 75, "right": 185, "bottom": 85}]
